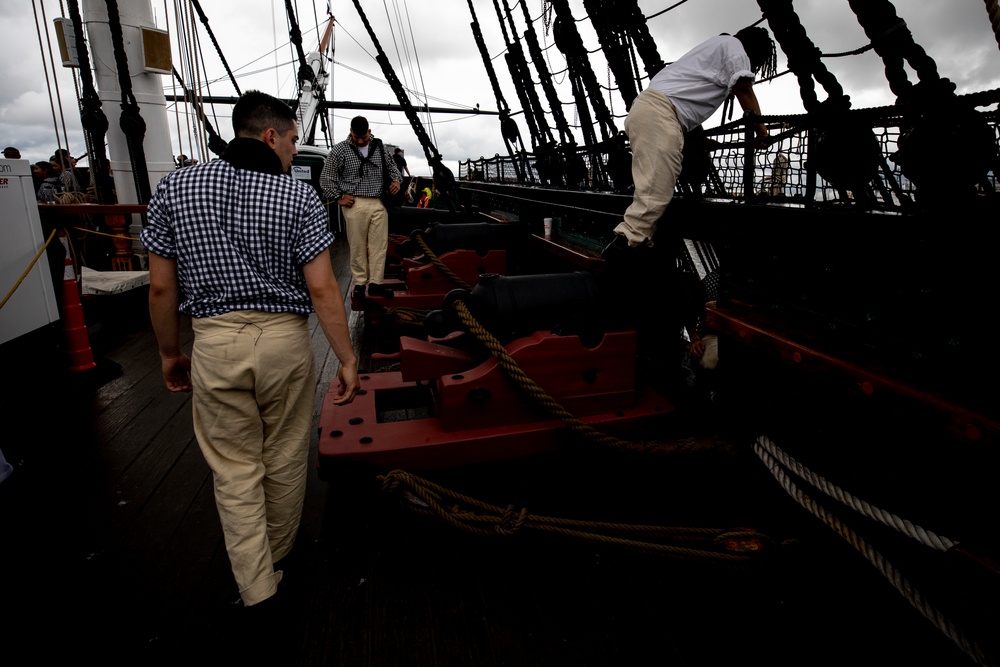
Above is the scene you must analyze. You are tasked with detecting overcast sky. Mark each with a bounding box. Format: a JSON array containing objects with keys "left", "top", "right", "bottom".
[{"left": 3, "top": 0, "right": 999, "bottom": 179}]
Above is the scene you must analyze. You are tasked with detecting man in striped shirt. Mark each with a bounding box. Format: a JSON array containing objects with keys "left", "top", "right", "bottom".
[
  {"left": 142, "top": 90, "right": 359, "bottom": 612},
  {"left": 319, "top": 116, "right": 401, "bottom": 299}
]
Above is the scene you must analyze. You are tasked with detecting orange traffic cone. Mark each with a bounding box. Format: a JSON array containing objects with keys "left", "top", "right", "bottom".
[{"left": 59, "top": 231, "right": 97, "bottom": 372}]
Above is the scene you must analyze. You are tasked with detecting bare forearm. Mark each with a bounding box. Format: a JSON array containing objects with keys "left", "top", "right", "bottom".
[
  {"left": 303, "top": 251, "right": 357, "bottom": 371},
  {"left": 148, "top": 253, "right": 182, "bottom": 357},
  {"left": 733, "top": 79, "right": 766, "bottom": 138},
  {"left": 313, "top": 293, "right": 357, "bottom": 371}
]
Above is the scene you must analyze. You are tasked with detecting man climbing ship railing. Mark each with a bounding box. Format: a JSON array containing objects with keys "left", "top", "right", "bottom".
[{"left": 458, "top": 97, "right": 1000, "bottom": 212}]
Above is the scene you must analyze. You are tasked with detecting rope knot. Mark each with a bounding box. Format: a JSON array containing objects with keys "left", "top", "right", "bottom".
[
  {"left": 380, "top": 469, "right": 408, "bottom": 494},
  {"left": 494, "top": 504, "right": 528, "bottom": 536}
]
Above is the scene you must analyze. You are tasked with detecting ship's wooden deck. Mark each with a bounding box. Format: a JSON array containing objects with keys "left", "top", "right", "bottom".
[{"left": 0, "top": 237, "right": 982, "bottom": 666}]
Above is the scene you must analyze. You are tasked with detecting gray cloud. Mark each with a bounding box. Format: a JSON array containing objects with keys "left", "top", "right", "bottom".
[{"left": 4, "top": 0, "right": 998, "bottom": 178}]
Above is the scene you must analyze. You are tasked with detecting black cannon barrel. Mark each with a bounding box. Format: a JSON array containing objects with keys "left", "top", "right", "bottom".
[{"left": 426, "top": 271, "right": 604, "bottom": 343}]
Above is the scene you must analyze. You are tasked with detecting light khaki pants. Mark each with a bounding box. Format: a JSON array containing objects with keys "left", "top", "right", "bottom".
[
  {"left": 342, "top": 195, "right": 388, "bottom": 286},
  {"left": 191, "top": 311, "right": 315, "bottom": 606},
  {"left": 615, "top": 88, "right": 685, "bottom": 247}
]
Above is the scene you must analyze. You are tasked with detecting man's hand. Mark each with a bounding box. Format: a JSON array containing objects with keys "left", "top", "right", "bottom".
[
  {"left": 332, "top": 364, "right": 360, "bottom": 405},
  {"left": 338, "top": 195, "right": 355, "bottom": 208},
  {"left": 161, "top": 353, "right": 193, "bottom": 392},
  {"left": 389, "top": 180, "right": 401, "bottom": 195},
  {"left": 754, "top": 124, "right": 770, "bottom": 149}
]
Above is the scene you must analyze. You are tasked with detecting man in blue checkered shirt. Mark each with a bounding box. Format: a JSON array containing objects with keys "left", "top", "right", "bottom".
[
  {"left": 142, "top": 90, "right": 359, "bottom": 613},
  {"left": 319, "top": 115, "right": 401, "bottom": 299}
]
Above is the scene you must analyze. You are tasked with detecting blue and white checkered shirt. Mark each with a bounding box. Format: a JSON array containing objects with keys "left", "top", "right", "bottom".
[
  {"left": 141, "top": 140, "right": 334, "bottom": 318},
  {"left": 319, "top": 137, "right": 401, "bottom": 202}
]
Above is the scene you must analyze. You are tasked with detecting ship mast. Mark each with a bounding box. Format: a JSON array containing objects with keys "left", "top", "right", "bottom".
[{"left": 79, "top": 0, "right": 174, "bottom": 205}]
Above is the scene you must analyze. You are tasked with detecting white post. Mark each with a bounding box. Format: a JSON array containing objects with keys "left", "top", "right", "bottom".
[{"left": 81, "top": 0, "right": 174, "bottom": 207}]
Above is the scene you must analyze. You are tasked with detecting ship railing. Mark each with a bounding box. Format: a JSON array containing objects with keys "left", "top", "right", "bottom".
[{"left": 458, "top": 94, "right": 999, "bottom": 213}]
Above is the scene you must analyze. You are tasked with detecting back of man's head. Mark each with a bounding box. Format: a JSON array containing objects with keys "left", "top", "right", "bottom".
[
  {"left": 734, "top": 26, "right": 776, "bottom": 78},
  {"left": 233, "top": 90, "right": 296, "bottom": 139}
]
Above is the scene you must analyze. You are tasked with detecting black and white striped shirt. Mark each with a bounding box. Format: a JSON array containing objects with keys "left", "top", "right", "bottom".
[{"left": 142, "top": 140, "right": 334, "bottom": 318}]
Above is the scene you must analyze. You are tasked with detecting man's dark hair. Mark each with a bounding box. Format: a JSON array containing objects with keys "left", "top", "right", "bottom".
[
  {"left": 735, "top": 26, "right": 777, "bottom": 80},
  {"left": 232, "top": 90, "right": 296, "bottom": 138},
  {"left": 350, "top": 116, "right": 370, "bottom": 136},
  {"left": 394, "top": 148, "right": 403, "bottom": 154}
]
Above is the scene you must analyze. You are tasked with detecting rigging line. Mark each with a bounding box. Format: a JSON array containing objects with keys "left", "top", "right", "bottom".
[
  {"left": 189, "top": 0, "right": 241, "bottom": 94},
  {"left": 383, "top": 0, "right": 414, "bottom": 95},
  {"left": 39, "top": 0, "right": 73, "bottom": 159},
  {"left": 177, "top": 0, "right": 196, "bottom": 157},
  {"left": 186, "top": 0, "right": 207, "bottom": 161},
  {"left": 44, "top": 0, "right": 74, "bottom": 157},
  {"left": 402, "top": 0, "right": 437, "bottom": 146},
  {"left": 272, "top": 0, "right": 280, "bottom": 93},
  {"left": 33, "top": 0, "right": 65, "bottom": 158},
  {"left": 176, "top": 0, "right": 197, "bottom": 162},
  {"left": 169, "top": 0, "right": 189, "bottom": 163},
  {"left": 192, "top": 10, "right": 223, "bottom": 140},
  {"left": 331, "top": 59, "right": 479, "bottom": 110},
  {"left": 193, "top": 10, "right": 215, "bottom": 159},
  {"left": 645, "top": 0, "right": 691, "bottom": 22}
]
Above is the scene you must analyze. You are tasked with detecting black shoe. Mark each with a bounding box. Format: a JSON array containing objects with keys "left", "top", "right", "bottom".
[
  {"left": 367, "top": 283, "right": 394, "bottom": 298},
  {"left": 352, "top": 284, "right": 366, "bottom": 300},
  {"left": 601, "top": 233, "right": 631, "bottom": 261}
]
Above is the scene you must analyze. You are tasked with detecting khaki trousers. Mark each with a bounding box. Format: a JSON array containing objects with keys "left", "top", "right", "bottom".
[
  {"left": 341, "top": 195, "right": 388, "bottom": 286},
  {"left": 615, "top": 88, "right": 685, "bottom": 247},
  {"left": 191, "top": 311, "right": 315, "bottom": 606}
]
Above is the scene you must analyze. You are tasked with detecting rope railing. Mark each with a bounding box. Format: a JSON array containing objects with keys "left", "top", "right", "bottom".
[{"left": 0, "top": 229, "right": 59, "bottom": 311}]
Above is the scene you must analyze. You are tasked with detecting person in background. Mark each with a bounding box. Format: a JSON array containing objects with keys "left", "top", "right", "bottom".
[
  {"left": 3, "top": 147, "right": 22, "bottom": 160},
  {"left": 604, "top": 26, "right": 776, "bottom": 255},
  {"left": 392, "top": 147, "right": 411, "bottom": 177},
  {"left": 32, "top": 161, "right": 54, "bottom": 194},
  {"left": 319, "top": 115, "right": 401, "bottom": 300},
  {"left": 417, "top": 186, "right": 432, "bottom": 208},
  {"left": 35, "top": 161, "right": 63, "bottom": 203},
  {"left": 52, "top": 148, "right": 90, "bottom": 192},
  {"left": 50, "top": 152, "right": 82, "bottom": 193},
  {"left": 141, "top": 90, "right": 360, "bottom": 621}
]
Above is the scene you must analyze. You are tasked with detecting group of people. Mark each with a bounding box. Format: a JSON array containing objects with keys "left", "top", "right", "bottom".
[
  {"left": 3, "top": 145, "right": 115, "bottom": 203},
  {"left": 137, "top": 23, "right": 779, "bottom": 630}
]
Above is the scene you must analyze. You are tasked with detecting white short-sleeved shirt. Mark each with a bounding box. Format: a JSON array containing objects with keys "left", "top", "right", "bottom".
[{"left": 647, "top": 35, "right": 753, "bottom": 132}]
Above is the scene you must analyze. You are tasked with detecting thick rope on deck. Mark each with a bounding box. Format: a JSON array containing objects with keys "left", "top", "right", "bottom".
[
  {"left": 753, "top": 440, "right": 996, "bottom": 667},
  {"left": 755, "top": 436, "right": 958, "bottom": 552},
  {"left": 379, "top": 469, "right": 763, "bottom": 564},
  {"left": 414, "top": 233, "right": 472, "bottom": 290},
  {"left": 451, "top": 298, "right": 727, "bottom": 456}
]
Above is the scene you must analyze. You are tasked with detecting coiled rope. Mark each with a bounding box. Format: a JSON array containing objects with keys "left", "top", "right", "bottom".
[
  {"left": 753, "top": 437, "right": 995, "bottom": 667},
  {"left": 378, "top": 468, "right": 763, "bottom": 564}
]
